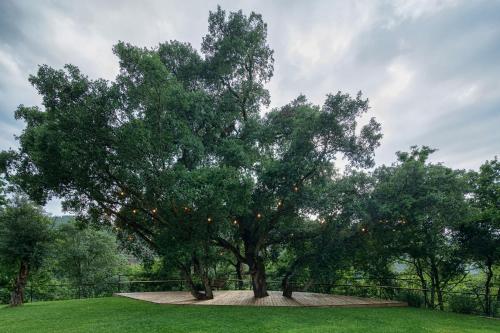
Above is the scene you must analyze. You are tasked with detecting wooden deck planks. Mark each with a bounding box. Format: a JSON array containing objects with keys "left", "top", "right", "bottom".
[{"left": 115, "top": 290, "right": 407, "bottom": 308}]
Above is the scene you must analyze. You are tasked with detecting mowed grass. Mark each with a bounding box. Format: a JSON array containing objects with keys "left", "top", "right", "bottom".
[{"left": 1, "top": 297, "right": 499, "bottom": 333}]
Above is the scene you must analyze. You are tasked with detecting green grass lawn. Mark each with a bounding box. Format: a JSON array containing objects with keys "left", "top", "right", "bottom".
[{"left": 1, "top": 297, "right": 499, "bottom": 333}]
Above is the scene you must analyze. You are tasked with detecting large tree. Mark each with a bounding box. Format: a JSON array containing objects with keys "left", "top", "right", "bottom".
[{"left": 2, "top": 7, "right": 381, "bottom": 298}]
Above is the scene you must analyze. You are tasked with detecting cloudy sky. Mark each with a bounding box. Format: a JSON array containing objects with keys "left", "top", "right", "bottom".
[{"left": 1, "top": 0, "right": 499, "bottom": 214}]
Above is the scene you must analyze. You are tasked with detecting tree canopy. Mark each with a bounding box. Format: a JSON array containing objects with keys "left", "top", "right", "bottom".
[{"left": 2, "top": 6, "right": 381, "bottom": 298}]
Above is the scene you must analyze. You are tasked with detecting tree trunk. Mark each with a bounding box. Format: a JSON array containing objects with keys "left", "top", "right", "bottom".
[
  {"left": 414, "top": 259, "right": 428, "bottom": 308},
  {"left": 496, "top": 280, "right": 500, "bottom": 303},
  {"left": 430, "top": 259, "right": 444, "bottom": 310},
  {"left": 281, "top": 271, "right": 293, "bottom": 298},
  {"left": 484, "top": 261, "right": 493, "bottom": 316},
  {"left": 248, "top": 255, "right": 268, "bottom": 298},
  {"left": 234, "top": 260, "right": 244, "bottom": 290},
  {"left": 281, "top": 257, "right": 305, "bottom": 298},
  {"left": 10, "top": 260, "right": 29, "bottom": 307},
  {"left": 180, "top": 265, "right": 212, "bottom": 300},
  {"left": 429, "top": 278, "right": 436, "bottom": 309},
  {"left": 436, "top": 286, "right": 444, "bottom": 311},
  {"left": 201, "top": 275, "right": 213, "bottom": 299},
  {"left": 192, "top": 254, "right": 213, "bottom": 300}
]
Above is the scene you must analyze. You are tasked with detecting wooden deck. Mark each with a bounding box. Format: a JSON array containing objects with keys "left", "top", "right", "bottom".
[{"left": 115, "top": 290, "right": 407, "bottom": 308}]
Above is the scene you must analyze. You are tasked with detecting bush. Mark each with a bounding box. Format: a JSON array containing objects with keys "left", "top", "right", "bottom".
[
  {"left": 448, "top": 294, "right": 479, "bottom": 314},
  {"left": 396, "top": 290, "right": 423, "bottom": 308},
  {"left": 0, "top": 286, "right": 10, "bottom": 304}
]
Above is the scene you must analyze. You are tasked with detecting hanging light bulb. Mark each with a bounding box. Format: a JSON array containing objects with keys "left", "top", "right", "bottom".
[
  {"left": 207, "top": 217, "right": 212, "bottom": 223},
  {"left": 233, "top": 220, "right": 238, "bottom": 225},
  {"left": 152, "top": 208, "right": 157, "bottom": 214},
  {"left": 277, "top": 200, "right": 283, "bottom": 208},
  {"left": 132, "top": 209, "right": 137, "bottom": 214},
  {"left": 293, "top": 186, "right": 299, "bottom": 192},
  {"left": 256, "top": 213, "right": 262, "bottom": 219}
]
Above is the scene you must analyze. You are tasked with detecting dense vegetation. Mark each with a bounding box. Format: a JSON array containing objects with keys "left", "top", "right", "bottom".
[
  {"left": 0, "top": 196, "right": 126, "bottom": 305},
  {"left": 0, "top": 6, "right": 498, "bottom": 321}
]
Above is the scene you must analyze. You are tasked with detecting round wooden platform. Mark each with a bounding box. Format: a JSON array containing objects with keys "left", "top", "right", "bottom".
[{"left": 115, "top": 290, "right": 407, "bottom": 307}]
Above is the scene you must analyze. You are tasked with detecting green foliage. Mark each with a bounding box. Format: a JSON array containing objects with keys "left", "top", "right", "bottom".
[
  {"left": 53, "top": 221, "right": 127, "bottom": 294},
  {"left": 2, "top": 6, "right": 497, "bottom": 311},
  {"left": 368, "top": 147, "right": 470, "bottom": 308},
  {"left": 448, "top": 294, "right": 480, "bottom": 314},
  {"left": 457, "top": 158, "right": 500, "bottom": 315},
  {"left": 396, "top": 290, "right": 424, "bottom": 308},
  {"left": 1, "top": 6, "right": 381, "bottom": 297},
  {"left": 0, "top": 198, "right": 54, "bottom": 272}
]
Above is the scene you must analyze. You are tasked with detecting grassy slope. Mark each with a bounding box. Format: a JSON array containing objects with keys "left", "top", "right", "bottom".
[{"left": 1, "top": 297, "right": 499, "bottom": 333}]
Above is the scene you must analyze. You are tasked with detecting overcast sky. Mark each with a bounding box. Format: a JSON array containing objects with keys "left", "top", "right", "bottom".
[{"left": 1, "top": 0, "right": 499, "bottom": 214}]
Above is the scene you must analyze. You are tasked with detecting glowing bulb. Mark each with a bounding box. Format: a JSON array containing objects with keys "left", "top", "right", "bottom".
[
  {"left": 207, "top": 217, "right": 212, "bottom": 223},
  {"left": 120, "top": 191, "right": 125, "bottom": 196},
  {"left": 293, "top": 186, "right": 299, "bottom": 192},
  {"left": 152, "top": 208, "right": 157, "bottom": 214},
  {"left": 361, "top": 228, "right": 366, "bottom": 232},
  {"left": 132, "top": 209, "right": 137, "bottom": 214},
  {"left": 233, "top": 220, "right": 238, "bottom": 225},
  {"left": 277, "top": 200, "right": 283, "bottom": 207},
  {"left": 256, "top": 213, "right": 262, "bottom": 219}
]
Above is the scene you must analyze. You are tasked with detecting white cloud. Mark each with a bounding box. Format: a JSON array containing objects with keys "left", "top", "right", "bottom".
[{"left": 0, "top": 0, "right": 499, "bottom": 214}]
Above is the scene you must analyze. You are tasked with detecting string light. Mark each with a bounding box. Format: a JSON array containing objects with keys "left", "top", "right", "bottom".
[
  {"left": 120, "top": 191, "right": 125, "bottom": 196},
  {"left": 184, "top": 207, "right": 189, "bottom": 213},
  {"left": 293, "top": 186, "right": 299, "bottom": 192},
  {"left": 361, "top": 227, "right": 366, "bottom": 232},
  {"left": 152, "top": 208, "right": 157, "bottom": 214},
  {"left": 132, "top": 209, "right": 137, "bottom": 214},
  {"left": 277, "top": 200, "right": 283, "bottom": 208},
  {"left": 207, "top": 217, "right": 212, "bottom": 223},
  {"left": 256, "top": 213, "right": 262, "bottom": 219},
  {"left": 233, "top": 220, "right": 238, "bottom": 225},
  {"left": 319, "top": 219, "right": 326, "bottom": 224}
]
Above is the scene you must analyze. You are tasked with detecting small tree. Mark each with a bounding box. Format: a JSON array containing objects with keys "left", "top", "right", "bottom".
[
  {"left": 54, "top": 221, "right": 126, "bottom": 298},
  {"left": 370, "top": 147, "right": 470, "bottom": 310},
  {"left": 458, "top": 158, "right": 500, "bottom": 315},
  {"left": 0, "top": 198, "right": 53, "bottom": 306}
]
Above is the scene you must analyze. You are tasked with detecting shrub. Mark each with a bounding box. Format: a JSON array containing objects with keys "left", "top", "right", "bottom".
[
  {"left": 0, "top": 286, "right": 10, "bottom": 304},
  {"left": 448, "top": 294, "right": 479, "bottom": 314},
  {"left": 396, "top": 290, "right": 423, "bottom": 308}
]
